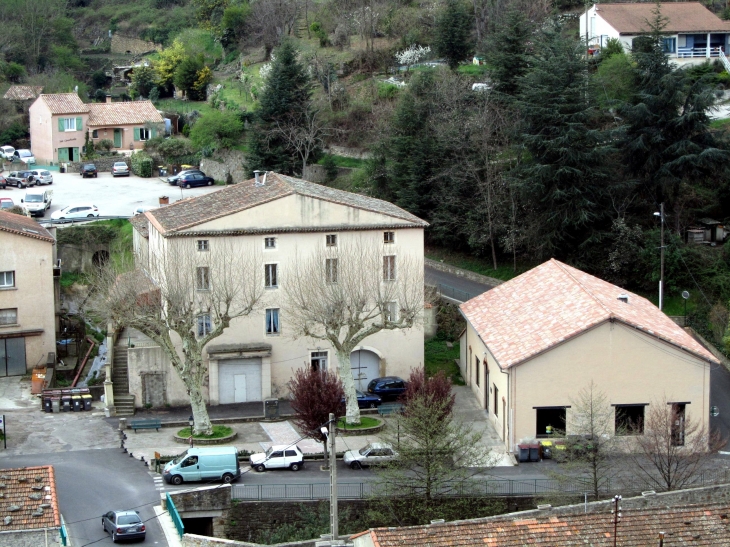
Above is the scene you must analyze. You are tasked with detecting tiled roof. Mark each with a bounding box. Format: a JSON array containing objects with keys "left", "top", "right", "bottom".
[
  {"left": 460, "top": 259, "right": 717, "bottom": 368},
  {"left": 87, "top": 100, "right": 163, "bottom": 127},
  {"left": 38, "top": 93, "right": 89, "bottom": 115},
  {"left": 129, "top": 214, "right": 149, "bottom": 238},
  {"left": 3, "top": 86, "right": 43, "bottom": 101},
  {"left": 362, "top": 503, "right": 730, "bottom": 546},
  {"left": 595, "top": 2, "right": 730, "bottom": 34},
  {"left": 146, "top": 172, "right": 428, "bottom": 234},
  {"left": 0, "top": 466, "right": 61, "bottom": 532},
  {"left": 0, "top": 210, "right": 54, "bottom": 243}
]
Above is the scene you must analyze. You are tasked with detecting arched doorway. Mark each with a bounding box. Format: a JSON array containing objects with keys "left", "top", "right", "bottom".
[
  {"left": 92, "top": 250, "right": 109, "bottom": 267},
  {"left": 350, "top": 349, "right": 380, "bottom": 391}
]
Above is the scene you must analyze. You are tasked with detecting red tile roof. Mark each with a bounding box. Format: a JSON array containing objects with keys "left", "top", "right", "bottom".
[
  {"left": 129, "top": 213, "right": 149, "bottom": 238},
  {"left": 3, "top": 86, "right": 43, "bottom": 101},
  {"left": 0, "top": 210, "right": 54, "bottom": 243},
  {"left": 362, "top": 503, "right": 730, "bottom": 546},
  {"left": 87, "top": 100, "right": 163, "bottom": 127},
  {"left": 595, "top": 2, "right": 730, "bottom": 34},
  {"left": 146, "top": 172, "right": 428, "bottom": 235},
  {"left": 0, "top": 466, "right": 61, "bottom": 532},
  {"left": 460, "top": 259, "right": 717, "bottom": 368},
  {"left": 37, "top": 93, "right": 89, "bottom": 115}
]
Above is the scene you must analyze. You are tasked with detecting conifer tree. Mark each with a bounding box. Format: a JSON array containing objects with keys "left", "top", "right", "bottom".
[
  {"left": 433, "top": 0, "right": 473, "bottom": 70},
  {"left": 485, "top": 9, "right": 534, "bottom": 98}
]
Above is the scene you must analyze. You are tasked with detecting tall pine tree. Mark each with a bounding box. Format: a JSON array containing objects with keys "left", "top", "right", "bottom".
[
  {"left": 247, "top": 41, "right": 312, "bottom": 176},
  {"left": 433, "top": 0, "right": 473, "bottom": 70},
  {"left": 485, "top": 10, "right": 534, "bottom": 98}
]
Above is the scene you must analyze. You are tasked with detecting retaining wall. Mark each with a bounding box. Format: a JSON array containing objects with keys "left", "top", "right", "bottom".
[
  {"left": 68, "top": 157, "right": 130, "bottom": 173},
  {"left": 110, "top": 34, "right": 161, "bottom": 55},
  {"left": 200, "top": 150, "right": 247, "bottom": 183},
  {"left": 302, "top": 164, "right": 353, "bottom": 183},
  {"left": 424, "top": 258, "right": 505, "bottom": 288}
]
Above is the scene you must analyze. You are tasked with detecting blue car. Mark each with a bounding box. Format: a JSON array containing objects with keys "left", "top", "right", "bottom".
[
  {"left": 343, "top": 390, "right": 382, "bottom": 409},
  {"left": 367, "top": 377, "right": 407, "bottom": 401}
]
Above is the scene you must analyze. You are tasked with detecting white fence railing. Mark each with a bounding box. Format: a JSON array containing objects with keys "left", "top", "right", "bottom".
[
  {"left": 720, "top": 49, "right": 730, "bottom": 73},
  {"left": 677, "top": 46, "right": 722, "bottom": 58}
]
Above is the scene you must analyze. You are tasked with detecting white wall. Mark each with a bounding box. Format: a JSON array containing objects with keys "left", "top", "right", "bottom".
[{"left": 579, "top": 6, "right": 628, "bottom": 49}]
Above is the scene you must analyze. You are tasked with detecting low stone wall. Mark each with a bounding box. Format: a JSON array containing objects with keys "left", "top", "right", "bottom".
[
  {"left": 200, "top": 150, "right": 247, "bottom": 183},
  {"left": 111, "top": 34, "right": 161, "bottom": 55},
  {"left": 425, "top": 258, "right": 505, "bottom": 288},
  {"left": 68, "top": 157, "right": 130, "bottom": 173},
  {"left": 302, "top": 165, "right": 354, "bottom": 183},
  {"left": 327, "top": 146, "right": 371, "bottom": 160},
  {"left": 183, "top": 534, "right": 317, "bottom": 547}
]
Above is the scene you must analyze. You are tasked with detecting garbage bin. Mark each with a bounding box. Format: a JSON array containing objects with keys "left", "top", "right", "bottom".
[
  {"left": 72, "top": 396, "right": 82, "bottom": 411},
  {"left": 61, "top": 396, "right": 71, "bottom": 412},
  {"left": 517, "top": 444, "right": 530, "bottom": 463},
  {"left": 43, "top": 395, "right": 52, "bottom": 413},
  {"left": 51, "top": 397, "right": 60, "bottom": 413},
  {"left": 82, "top": 394, "right": 92, "bottom": 410},
  {"left": 528, "top": 443, "right": 540, "bottom": 462},
  {"left": 264, "top": 398, "right": 279, "bottom": 419},
  {"left": 540, "top": 440, "right": 553, "bottom": 459}
]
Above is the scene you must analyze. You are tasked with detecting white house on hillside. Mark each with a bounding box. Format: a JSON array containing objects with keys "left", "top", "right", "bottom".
[
  {"left": 128, "top": 172, "right": 427, "bottom": 408},
  {"left": 580, "top": 2, "right": 730, "bottom": 64}
]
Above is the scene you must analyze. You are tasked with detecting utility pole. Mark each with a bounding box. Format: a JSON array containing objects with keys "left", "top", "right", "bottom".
[
  {"left": 612, "top": 494, "right": 622, "bottom": 547},
  {"left": 322, "top": 413, "right": 338, "bottom": 542},
  {"left": 654, "top": 203, "right": 665, "bottom": 311}
]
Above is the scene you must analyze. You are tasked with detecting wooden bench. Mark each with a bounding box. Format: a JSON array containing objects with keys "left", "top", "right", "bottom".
[
  {"left": 129, "top": 418, "right": 162, "bottom": 432},
  {"left": 378, "top": 403, "right": 404, "bottom": 416}
]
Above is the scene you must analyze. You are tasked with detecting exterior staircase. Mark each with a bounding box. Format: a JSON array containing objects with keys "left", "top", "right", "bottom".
[{"left": 112, "top": 343, "right": 135, "bottom": 417}]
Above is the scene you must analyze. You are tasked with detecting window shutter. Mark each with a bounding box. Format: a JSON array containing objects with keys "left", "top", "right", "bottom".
[
  {"left": 151, "top": 128, "right": 157, "bottom": 138},
  {"left": 133, "top": 128, "right": 140, "bottom": 141},
  {"left": 58, "top": 118, "right": 65, "bottom": 132},
  {"left": 76, "top": 117, "right": 82, "bottom": 131}
]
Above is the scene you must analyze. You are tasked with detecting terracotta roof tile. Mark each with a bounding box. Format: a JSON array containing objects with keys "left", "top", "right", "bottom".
[
  {"left": 38, "top": 93, "right": 89, "bottom": 115},
  {"left": 595, "top": 2, "right": 730, "bottom": 34},
  {"left": 460, "top": 259, "right": 717, "bottom": 368},
  {"left": 0, "top": 466, "right": 61, "bottom": 532},
  {"left": 87, "top": 100, "right": 163, "bottom": 127},
  {"left": 365, "top": 503, "right": 730, "bottom": 546},
  {"left": 0, "top": 210, "right": 54, "bottom": 243},
  {"left": 129, "top": 214, "right": 149, "bottom": 238},
  {"left": 3, "top": 86, "right": 43, "bottom": 101},
  {"left": 147, "top": 172, "right": 428, "bottom": 234}
]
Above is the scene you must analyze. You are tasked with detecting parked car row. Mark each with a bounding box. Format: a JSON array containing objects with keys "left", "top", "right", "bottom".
[
  {"left": 0, "top": 145, "right": 35, "bottom": 165},
  {"left": 1, "top": 169, "right": 54, "bottom": 189},
  {"left": 166, "top": 169, "right": 215, "bottom": 188}
]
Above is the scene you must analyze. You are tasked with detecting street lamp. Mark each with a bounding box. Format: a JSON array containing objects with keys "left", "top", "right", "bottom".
[
  {"left": 654, "top": 204, "right": 665, "bottom": 311},
  {"left": 321, "top": 413, "right": 338, "bottom": 542},
  {"left": 189, "top": 415, "right": 194, "bottom": 447},
  {"left": 611, "top": 494, "right": 622, "bottom": 547},
  {"left": 682, "top": 291, "right": 690, "bottom": 325}
]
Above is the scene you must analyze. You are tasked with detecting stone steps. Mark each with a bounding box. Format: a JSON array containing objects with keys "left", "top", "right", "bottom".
[{"left": 115, "top": 395, "right": 135, "bottom": 417}]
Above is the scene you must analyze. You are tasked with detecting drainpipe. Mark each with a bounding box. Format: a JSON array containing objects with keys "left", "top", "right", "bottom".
[{"left": 500, "top": 365, "right": 512, "bottom": 454}]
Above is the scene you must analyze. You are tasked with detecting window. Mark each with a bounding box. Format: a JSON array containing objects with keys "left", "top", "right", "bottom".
[
  {"left": 671, "top": 403, "right": 686, "bottom": 446},
  {"left": 196, "top": 267, "right": 210, "bottom": 290},
  {"left": 535, "top": 407, "right": 566, "bottom": 437},
  {"left": 385, "top": 301, "right": 398, "bottom": 322},
  {"left": 265, "top": 308, "right": 280, "bottom": 335},
  {"left": 265, "top": 237, "right": 276, "bottom": 249},
  {"left": 384, "top": 231, "right": 395, "bottom": 244},
  {"left": 326, "top": 258, "right": 338, "bottom": 283},
  {"left": 475, "top": 357, "right": 480, "bottom": 386},
  {"left": 662, "top": 37, "right": 677, "bottom": 53},
  {"left": 383, "top": 255, "right": 396, "bottom": 281},
  {"left": 197, "top": 314, "right": 212, "bottom": 337},
  {"left": 265, "top": 264, "right": 278, "bottom": 288},
  {"left": 140, "top": 128, "right": 151, "bottom": 141},
  {"left": 197, "top": 240, "right": 209, "bottom": 251},
  {"left": 0, "top": 271, "right": 14, "bottom": 288},
  {"left": 311, "top": 351, "right": 328, "bottom": 371},
  {"left": 326, "top": 234, "right": 337, "bottom": 247},
  {"left": 0, "top": 308, "right": 17, "bottom": 326},
  {"left": 493, "top": 384, "right": 499, "bottom": 416},
  {"left": 615, "top": 405, "right": 645, "bottom": 435},
  {"left": 62, "top": 118, "right": 77, "bottom": 131},
  {"left": 92, "top": 130, "right": 98, "bottom": 138}
]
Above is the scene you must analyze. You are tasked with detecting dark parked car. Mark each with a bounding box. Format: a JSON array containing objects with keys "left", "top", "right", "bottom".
[
  {"left": 178, "top": 172, "right": 215, "bottom": 188},
  {"left": 166, "top": 169, "right": 205, "bottom": 186},
  {"left": 101, "top": 510, "right": 146, "bottom": 542},
  {"left": 7, "top": 170, "right": 35, "bottom": 188},
  {"left": 367, "top": 377, "right": 407, "bottom": 401},
  {"left": 342, "top": 390, "right": 382, "bottom": 409},
  {"left": 81, "top": 163, "right": 98, "bottom": 178},
  {"left": 0, "top": 175, "right": 6, "bottom": 189}
]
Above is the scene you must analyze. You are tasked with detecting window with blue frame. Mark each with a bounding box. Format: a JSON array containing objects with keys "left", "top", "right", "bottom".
[
  {"left": 663, "top": 37, "right": 677, "bottom": 53},
  {"left": 265, "top": 308, "right": 280, "bottom": 335}
]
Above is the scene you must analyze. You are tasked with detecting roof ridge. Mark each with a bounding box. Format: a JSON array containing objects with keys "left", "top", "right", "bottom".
[{"left": 551, "top": 259, "right": 614, "bottom": 318}]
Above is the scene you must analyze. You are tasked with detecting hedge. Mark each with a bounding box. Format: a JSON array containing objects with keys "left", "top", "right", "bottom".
[{"left": 130, "top": 151, "right": 154, "bottom": 178}]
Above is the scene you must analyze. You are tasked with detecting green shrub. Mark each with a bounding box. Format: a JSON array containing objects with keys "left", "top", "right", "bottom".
[
  {"left": 130, "top": 152, "right": 154, "bottom": 178},
  {"left": 377, "top": 82, "right": 401, "bottom": 100}
]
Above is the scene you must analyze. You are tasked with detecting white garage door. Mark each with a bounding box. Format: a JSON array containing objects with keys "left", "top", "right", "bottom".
[
  {"left": 218, "top": 359, "right": 262, "bottom": 404},
  {"left": 350, "top": 350, "right": 380, "bottom": 391}
]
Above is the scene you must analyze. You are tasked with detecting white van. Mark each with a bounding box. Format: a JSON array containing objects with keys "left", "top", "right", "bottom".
[
  {"left": 21, "top": 189, "right": 52, "bottom": 217},
  {"left": 162, "top": 446, "right": 240, "bottom": 485}
]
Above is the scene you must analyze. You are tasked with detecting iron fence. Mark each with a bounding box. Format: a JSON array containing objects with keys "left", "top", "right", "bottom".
[{"left": 436, "top": 283, "right": 475, "bottom": 303}]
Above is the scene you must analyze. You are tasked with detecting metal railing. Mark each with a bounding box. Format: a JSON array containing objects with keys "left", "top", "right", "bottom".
[
  {"left": 677, "top": 46, "right": 722, "bottom": 58},
  {"left": 436, "top": 283, "right": 476, "bottom": 303},
  {"left": 720, "top": 49, "right": 730, "bottom": 73},
  {"left": 59, "top": 516, "right": 68, "bottom": 546},
  {"left": 166, "top": 492, "right": 184, "bottom": 538}
]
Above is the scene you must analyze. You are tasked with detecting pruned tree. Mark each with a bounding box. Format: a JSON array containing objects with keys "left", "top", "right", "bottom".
[
  {"left": 266, "top": 109, "right": 331, "bottom": 176},
  {"left": 284, "top": 237, "right": 424, "bottom": 425},
  {"left": 627, "top": 396, "right": 726, "bottom": 491},
  {"left": 288, "top": 366, "right": 344, "bottom": 466},
  {"left": 86, "top": 239, "right": 264, "bottom": 435}
]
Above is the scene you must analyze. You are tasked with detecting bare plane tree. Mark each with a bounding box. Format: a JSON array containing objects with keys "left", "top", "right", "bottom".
[
  {"left": 284, "top": 236, "right": 424, "bottom": 425},
  {"left": 266, "top": 109, "right": 334, "bottom": 177},
  {"left": 87, "top": 238, "right": 264, "bottom": 435}
]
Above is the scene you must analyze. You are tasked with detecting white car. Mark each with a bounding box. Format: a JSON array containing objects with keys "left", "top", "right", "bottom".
[
  {"left": 0, "top": 145, "right": 15, "bottom": 160},
  {"left": 250, "top": 444, "right": 304, "bottom": 472},
  {"left": 131, "top": 205, "right": 157, "bottom": 217},
  {"left": 13, "top": 149, "right": 35, "bottom": 165},
  {"left": 344, "top": 442, "right": 398, "bottom": 469},
  {"left": 112, "top": 162, "right": 130, "bottom": 177},
  {"left": 51, "top": 203, "right": 100, "bottom": 221},
  {"left": 30, "top": 169, "right": 53, "bottom": 185}
]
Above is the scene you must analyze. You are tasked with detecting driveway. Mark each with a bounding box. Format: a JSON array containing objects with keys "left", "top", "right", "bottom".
[{"left": 0, "top": 170, "right": 220, "bottom": 218}]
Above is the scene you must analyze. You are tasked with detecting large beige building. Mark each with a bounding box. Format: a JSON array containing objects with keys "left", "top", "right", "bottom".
[
  {"left": 459, "top": 259, "right": 718, "bottom": 453},
  {"left": 129, "top": 172, "right": 427, "bottom": 407},
  {"left": 0, "top": 211, "right": 57, "bottom": 374}
]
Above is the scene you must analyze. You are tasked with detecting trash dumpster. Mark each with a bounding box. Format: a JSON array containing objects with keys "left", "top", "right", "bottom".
[
  {"left": 540, "top": 440, "right": 553, "bottom": 459},
  {"left": 82, "top": 394, "right": 92, "bottom": 410},
  {"left": 51, "top": 397, "right": 60, "bottom": 413},
  {"left": 517, "top": 444, "right": 530, "bottom": 463},
  {"left": 72, "top": 396, "right": 82, "bottom": 411},
  {"left": 264, "top": 398, "right": 279, "bottom": 419},
  {"left": 528, "top": 443, "right": 540, "bottom": 462},
  {"left": 61, "top": 396, "right": 71, "bottom": 412}
]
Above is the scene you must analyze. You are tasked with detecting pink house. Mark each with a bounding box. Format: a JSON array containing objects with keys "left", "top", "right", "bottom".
[{"left": 29, "top": 93, "right": 164, "bottom": 165}]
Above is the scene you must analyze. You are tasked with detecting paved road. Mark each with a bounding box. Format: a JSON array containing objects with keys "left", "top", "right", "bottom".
[
  {"left": 0, "top": 449, "right": 167, "bottom": 547},
  {"left": 424, "top": 265, "right": 495, "bottom": 303},
  {"left": 711, "top": 361, "right": 730, "bottom": 451}
]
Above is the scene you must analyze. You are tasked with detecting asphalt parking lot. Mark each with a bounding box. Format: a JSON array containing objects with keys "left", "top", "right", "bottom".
[{"left": 0, "top": 169, "right": 220, "bottom": 219}]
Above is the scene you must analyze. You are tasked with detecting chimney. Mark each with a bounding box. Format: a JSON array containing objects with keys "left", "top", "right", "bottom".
[
  {"left": 617, "top": 294, "right": 629, "bottom": 304},
  {"left": 106, "top": 94, "right": 112, "bottom": 104},
  {"left": 254, "top": 170, "right": 260, "bottom": 185}
]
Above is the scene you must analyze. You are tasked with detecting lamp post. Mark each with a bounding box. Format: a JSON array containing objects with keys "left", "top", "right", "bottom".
[
  {"left": 654, "top": 204, "right": 665, "bottom": 311},
  {"left": 189, "top": 415, "right": 194, "bottom": 448},
  {"left": 321, "top": 413, "right": 338, "bottom": 542},
  {"left": 611, "top": 494, "right": 622, "bottom": 547},
  {"left": 682, "top": 291, "right": 690, "bottom": 326}
]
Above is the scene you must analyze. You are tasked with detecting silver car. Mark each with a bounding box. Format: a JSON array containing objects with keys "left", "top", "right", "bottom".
[
  {"left": 344, "top": 442, "right": 398, "bottom": 469},
  {"left": 112, "top": 162, "right": 130, "bottom": 177},
  {"left": 102, "top": 510, "right": 146, "bottom": 542},
  {"left": 30, "top": 170, "right": 53, "bottom": 185}
]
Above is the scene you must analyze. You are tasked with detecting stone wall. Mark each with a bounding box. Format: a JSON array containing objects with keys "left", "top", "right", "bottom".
[
  {"left": 111, "top": 34, "right": 161, "bottom": 55},
  {"left": 301, "top": 165, "right": 353, "bottom": 184},
  {"left": 327, "top": 146, "right": 371, "bottom": 160},
  {"left": 68, "top": 157, "right": 130, "bottom": 173},
  {"left": 168, "top": 485, "right": 231, "bottom": 539},
  {"left": 0, "top": 529, "right": 62, "bottom": 546},
  {"left": 200, "top": 150, "right": 247, "bottom": 183},
  {"left": 183, "top": 534, "right": 317, "bottom": 547},
  {"left": 424, "top": 258, "right": 505, "bottom": 288},
  {"left": 57, "top": 242, "right": 110, "bottom": 274}
]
